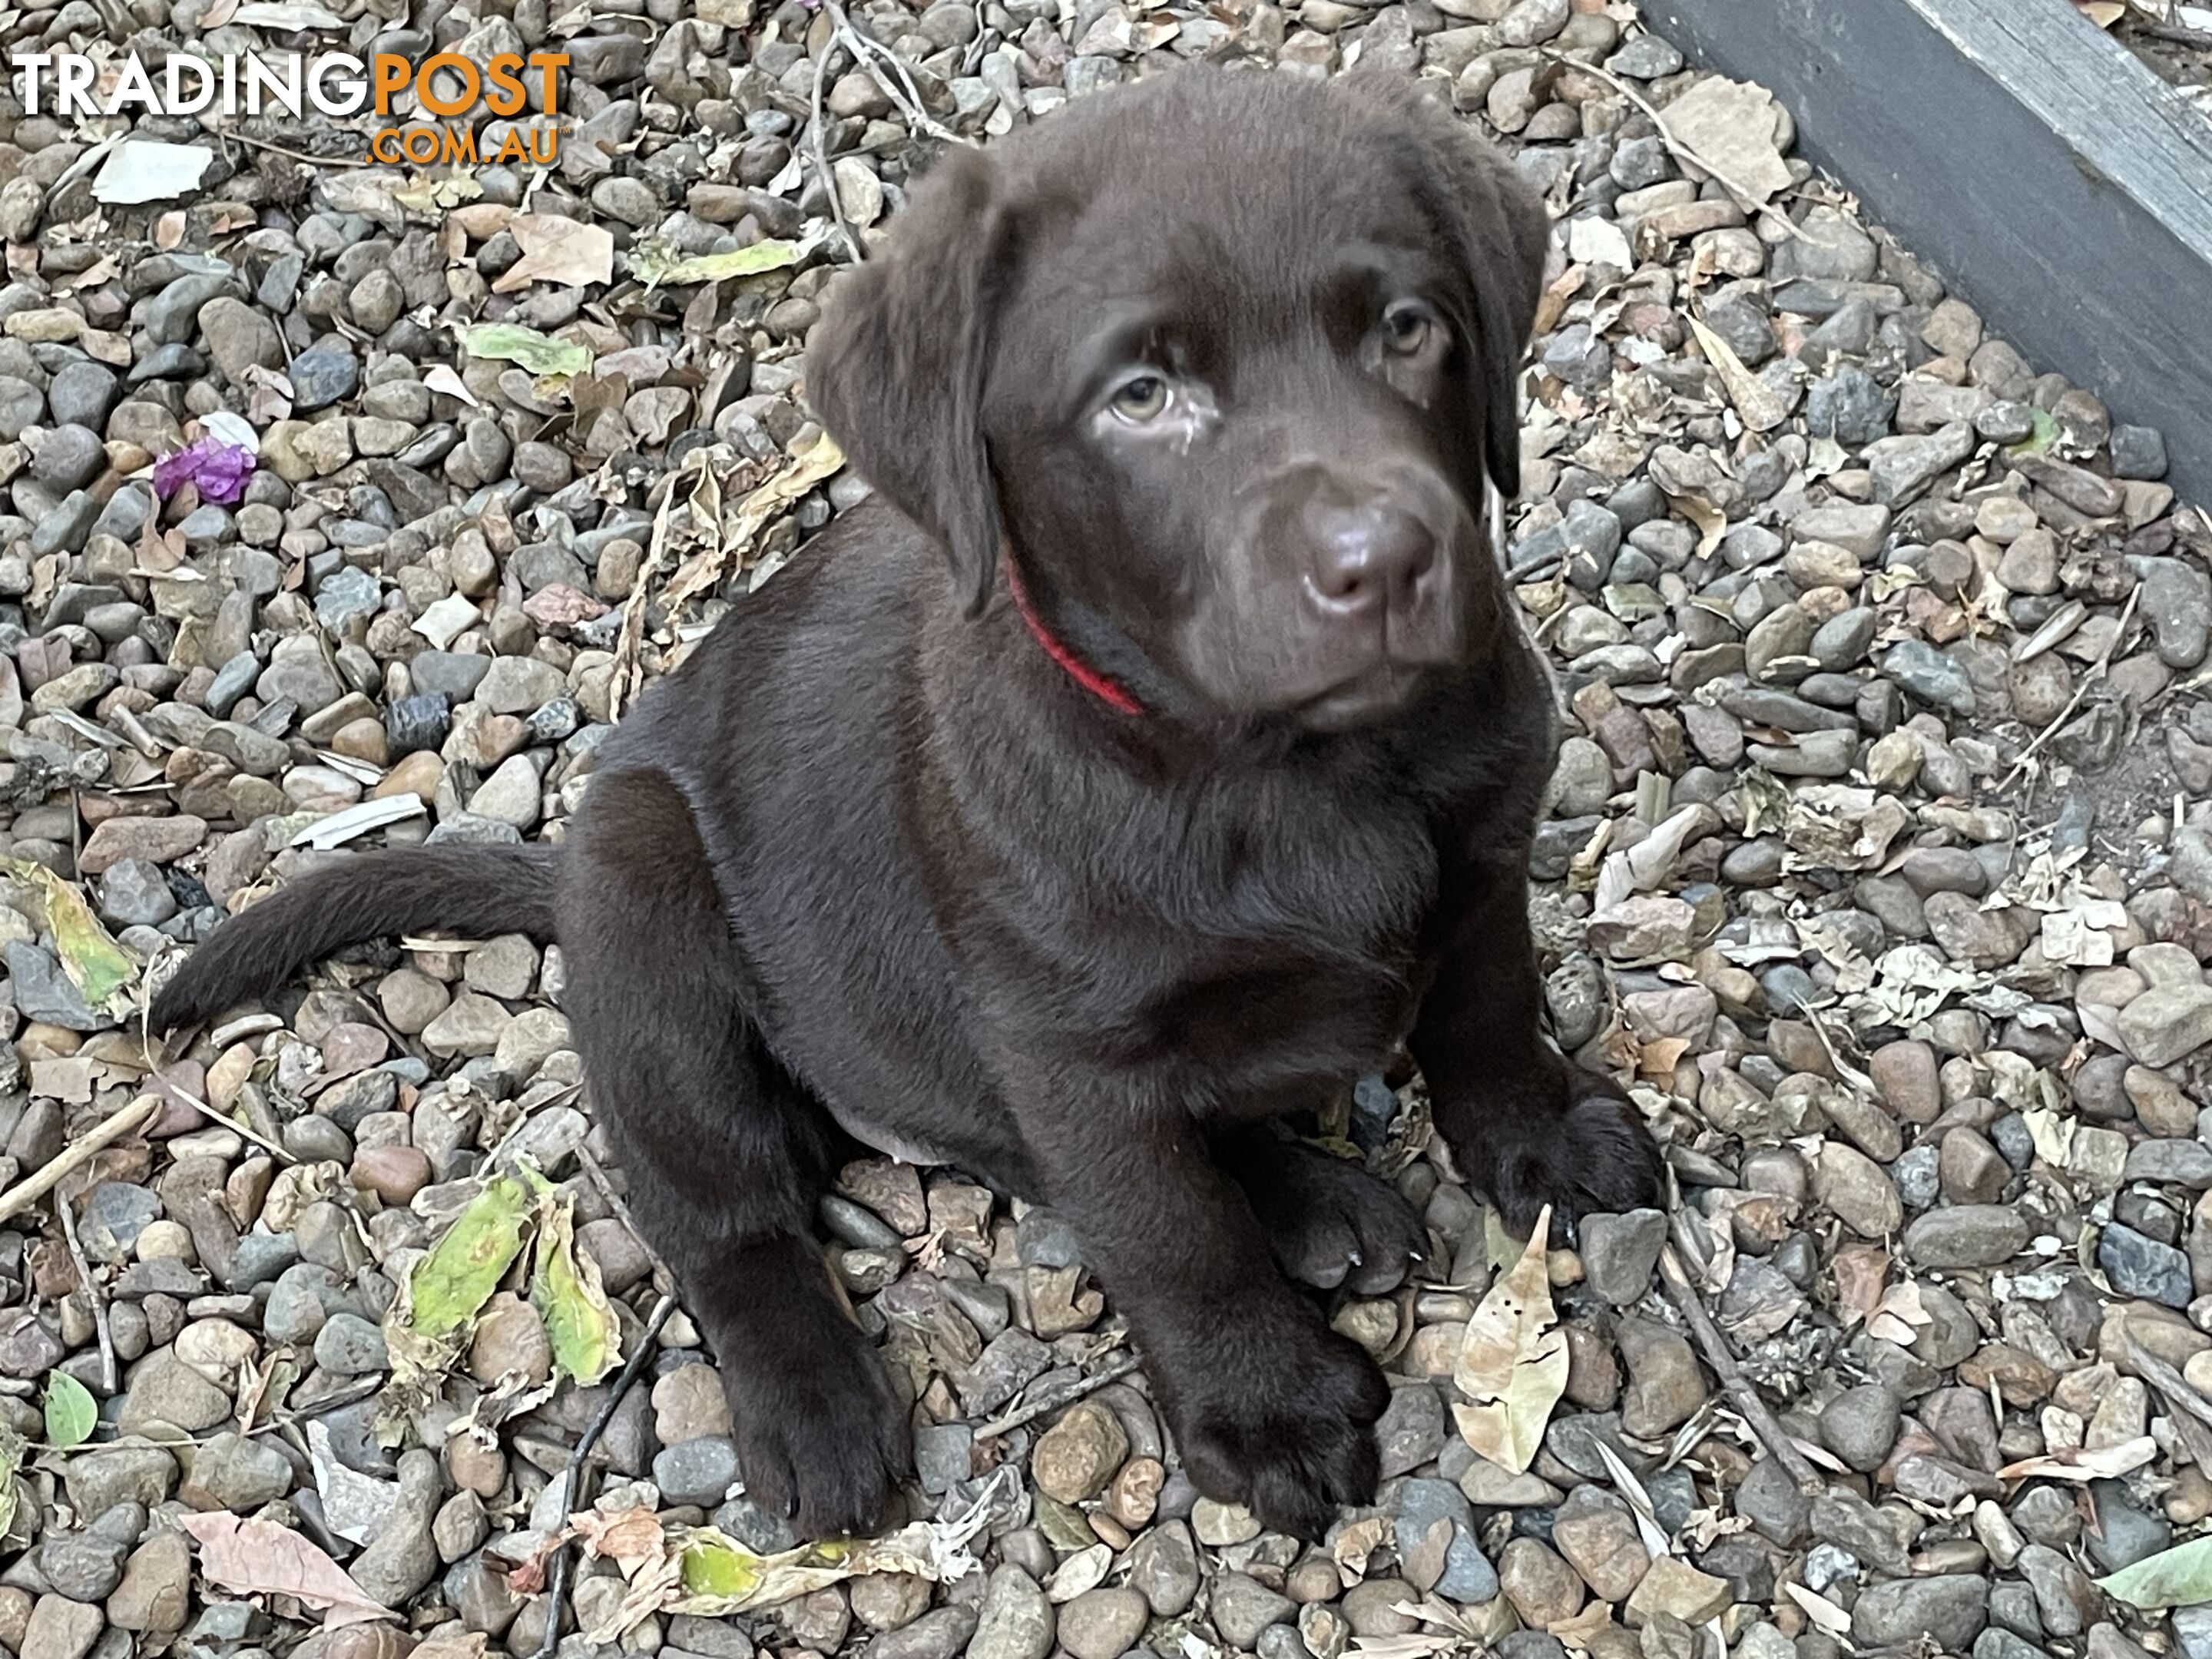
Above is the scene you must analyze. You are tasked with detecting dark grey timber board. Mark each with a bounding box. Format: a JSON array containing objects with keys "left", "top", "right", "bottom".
[{"left": 1644, "top": 0, "right": 2212, "bottom": 503}]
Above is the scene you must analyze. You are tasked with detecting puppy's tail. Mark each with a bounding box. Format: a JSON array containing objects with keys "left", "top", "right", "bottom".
[{"left": 148, "top": 843, "right": 562, "bottom": 1031}]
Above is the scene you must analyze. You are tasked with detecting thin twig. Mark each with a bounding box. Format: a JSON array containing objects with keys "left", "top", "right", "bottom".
[
  {"left": 809, "top": 41, "right": 864, "bottom": 263},
  {"left": 1657, "top": 1243, "right": 1825, "bottom": 1495},
  {"left": 537, "top": 1293, "right": 678, "bottom": 1659},
  {"left": 578, "top": 1147, "right": 679, "bottom": 1300},
  {"left": 2000, "top": 584, "right": 2142, "bottom": 791},
  {"left": 55, "top": 1190, "right": 116, "bottom": 1394},
  {"left": 972, "top": 1352, "right": 1141, "bottom": 1439},
  {"left": 2137, "top": 19, "right": 2212, "bottom": 48},
  {"left": 216, "top": 129, "right": 373, "bottom": 168},
  {"left": 134, "top": 1035, "right": 297, "bottom": 1166},
  {"left": 0, "top": 1097, "right": 161, "bottom": 1227},
  {"left": 2124, "top": 1333, "right": 2212, "bottom": 1435},
  {"left": 1545, "top": 51, "right": 1806, "bottom": 241},
  {"left": 820, "top": 0, "right": 965, "bottom": 145}
]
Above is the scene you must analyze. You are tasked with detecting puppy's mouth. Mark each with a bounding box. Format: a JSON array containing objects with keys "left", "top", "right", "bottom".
[{"left": 1294, "top": 660, "right": 1436, "bottom": 730}]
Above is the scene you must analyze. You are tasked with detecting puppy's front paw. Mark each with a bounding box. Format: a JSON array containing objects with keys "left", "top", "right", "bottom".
[
  {"left": 1164, "top": 1313, "right": 1388, "bottom": 1539},
  {"left": 1455, "top": 1066, "right": 1661, "bottom": 1240},
  {"left": 723, "top": 1306, "right": 912, "bottom": 1538}
]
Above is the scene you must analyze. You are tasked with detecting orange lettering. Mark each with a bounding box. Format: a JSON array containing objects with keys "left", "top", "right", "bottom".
[
  {"left": 528, "top": 52, "right": 568, "bottom": 117},
  {"left": 483, "top": 52, "right": 525, "bottom": 117},
  {"left": 416, "top": 51, "right": 478, "bottom": 117},
  {"left": 371, "top": 52, "right": 409, "bottom": 114}
]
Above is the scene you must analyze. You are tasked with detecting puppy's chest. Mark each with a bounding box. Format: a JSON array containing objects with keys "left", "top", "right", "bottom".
[{"left": 1097, "top": 861, "right": 1432, "bottom": 1087}]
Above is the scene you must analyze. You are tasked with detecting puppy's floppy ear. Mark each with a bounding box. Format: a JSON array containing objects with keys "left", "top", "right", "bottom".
[
  {"left": 1362, "top": 79, "right": 1548, "bottom": 498},
  {"left": 806, "top": 145, "right": 1012, "bottom": 616}
]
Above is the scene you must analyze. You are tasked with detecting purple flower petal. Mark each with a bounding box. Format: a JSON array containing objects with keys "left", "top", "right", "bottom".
[{"left": 154, "top": 435, "right": 257, "bottom": 505}]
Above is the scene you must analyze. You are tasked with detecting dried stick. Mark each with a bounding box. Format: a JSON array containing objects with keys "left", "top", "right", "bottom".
[
  {"left": 2000, "top": 584, "right": 2142, "bottom": 790},
  {"left": 820, "top": 0, "right": 963, "bottom": 145},
  {"left": 2124, "top": 1333, "right": 2212, "bottom": 1435},
  {"left": 537, "top": 1293, "right": 678, "bottom": 1659},
  {"left": 578, "top": 1146, "right": 679, "bottom": 1300},
  {"left": 972, "top": 1352, "right": 1141, "bottom": 1439},
  {"left": 1657, "top": 1243, "right": 1824, "bottom": 1495},
  {"left": 0, "top": 1096, "right": 161, "bottom": 1227},
  {"left": 2137, "top": 19, "right": 2212, "bottom": 48},
  {"left": 809, "top": 40, "right": 864, "bottom": 263},
  {"left": 1545, "top": 51, "right": 1806, "bottom": 241},
  {"left": 217, "top": 130, "right": 372, "bottom": 168},
  {"left": 55, "top": 1190, "right": 116, "bottom": 1394}
]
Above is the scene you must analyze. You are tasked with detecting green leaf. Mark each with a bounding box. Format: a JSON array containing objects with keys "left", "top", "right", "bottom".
[
  {"left": 669, "top": 1525, "right": 937, "bottom": 1616},
  {"left": 42, "top": 1371, "right": 96, "bottom": 1449},
  {"left": 403, "top": 1173, "right": 537, "bottom": 1340},
  {"left": 628, "top": 238, "right": 799, "bottom": 292},
  {"left": 2005, "top": 406, "right": 2061, "bottom": 460},
  {"left": 5, "top": 860, "right": 137, "bottom": 1011},
  {"left": 531, "top": 1194, "right": 619, "bottom": 1385},
  {"left": 459, "top": 323, "right": 591, "bottom": 379},
  {"left": 679, "top": 1532, "right": 769, "bottom": 1601},
  {"left": 2098, "top": 1535, "right": 2212, "bottom": 1608}
]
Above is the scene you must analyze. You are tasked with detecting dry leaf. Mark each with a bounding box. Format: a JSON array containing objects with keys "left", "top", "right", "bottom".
[
  {"left": 1550, "top": 1601, "right": 1616, "bottom": 1650},
  {"left": 425, "top": 363, "right": 481, "bottom": 407},
  {"left": 1637, "top": 1036, "right": 1690, "bottom": 1079},
  {"left": 1450, "top": 1204, "right": 1568, "bottom": 1473},
  {"left": 1867, "top": 1279, "right": 1932, "bottom": 1346},
  {"left": 1830, "top": 1242, "right": 1888, "bottom": 1326},
  {"left": 1782, "top": 1582, "right": 1853, "bottom": 1636},
  {"left": 493, "top": 214, "right": 616, "bottom": 293},
  {"left": 573, "top": 1506, "right": 670, "bottom": 1572},
  {"left": 1997, "top": 1436, "right": 2157, "bottom": 1483},
  {"left": 1333, "top": 1514, "right": 1392, "bottom": 1578},
  {"left": 177, "top": 1513, "right": 396, "bottom": 1628},
  {"left": 1687, "top": 316, "right": 1789, "bottom": 433},
  {"left": 2077, "top": 1, "right": 2127, "bottom": 24}
]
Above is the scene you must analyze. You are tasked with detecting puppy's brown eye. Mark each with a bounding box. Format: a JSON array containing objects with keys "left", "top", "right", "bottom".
[
  {"left": 1382, "top": 303, "right": 1436, "bottom": 356},
  {"left": 1111, "top": 375, "right": 1171, "bottom": 422}
]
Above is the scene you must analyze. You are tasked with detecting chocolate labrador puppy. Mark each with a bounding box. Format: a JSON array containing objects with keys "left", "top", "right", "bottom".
[{"left": 151, "top": 66, "right": 1662, "bottom": 1540}]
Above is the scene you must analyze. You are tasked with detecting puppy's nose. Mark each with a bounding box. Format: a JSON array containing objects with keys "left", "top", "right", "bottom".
[{"left": 1303, "top": 498, "right": 1438, "bottom": 614}]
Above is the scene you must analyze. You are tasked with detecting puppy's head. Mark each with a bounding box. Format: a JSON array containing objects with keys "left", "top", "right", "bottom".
[{"left": 808, "top": 68, "right": 1547, "bottom": 732}]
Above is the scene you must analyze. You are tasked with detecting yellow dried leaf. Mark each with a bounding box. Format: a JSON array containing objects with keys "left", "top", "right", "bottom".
[
  {"left": 1687, "top": 316, "right": 1790, "bottom": 433},
  {"left": 1451, "top": 1205, "right": 1568, "bottom": 1474}
]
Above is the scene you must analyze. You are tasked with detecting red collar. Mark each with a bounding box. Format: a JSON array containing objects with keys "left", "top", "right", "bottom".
[{"left": 1003, "top": 560, "right": 1144, "bottom": 717}]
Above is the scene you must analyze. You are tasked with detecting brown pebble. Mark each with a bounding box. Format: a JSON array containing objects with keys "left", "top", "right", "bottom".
[{"left": 351, "top": 1144, "right": 432, "bottom": 1207}]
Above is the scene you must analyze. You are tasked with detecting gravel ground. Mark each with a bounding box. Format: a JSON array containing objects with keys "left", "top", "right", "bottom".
[{"left": 3, "top": 4, "right": 2212, "bottom": 1659}]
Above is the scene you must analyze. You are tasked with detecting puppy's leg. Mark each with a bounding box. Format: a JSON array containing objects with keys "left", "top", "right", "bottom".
[
  {"left": 1411, "top": 860, "right": 1662, "bottom": 1240},
  {"left": 1011, "top": 1089, "right": 1387, "bottom": 1538},
  {"left": 561, "top": 768, "right": 909, "bottom": 1537},
  {"left": 1214, "top": 1129, "right": 1426, "bottom": 1295}
]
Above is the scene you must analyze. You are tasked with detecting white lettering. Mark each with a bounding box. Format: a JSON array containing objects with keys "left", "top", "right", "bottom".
[
  {"left": 165, "top": 55, "right": 214, "bottom": 114},
  {"left": 104, "top": 53, "right": 158, "bottom": 114},
  {"left": 55, "top": 55, "right": 96, "bottom": 118},
  {"left": 307, "top": 52, "right": 365, "bottom": 116},
  {"left": 244, "top": 53, "right": 302, "bottom": 118},
  {"left": 13, "top": 54, "right": 51, "bottom": 116}
]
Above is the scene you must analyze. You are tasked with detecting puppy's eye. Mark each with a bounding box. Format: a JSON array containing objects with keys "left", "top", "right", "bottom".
[
  {"left": 1110, "top": 374, "right": 1171, "bottom": 422},
  {"left": 1382, "top": 303, "right": 1439, "bottom": 356}
]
